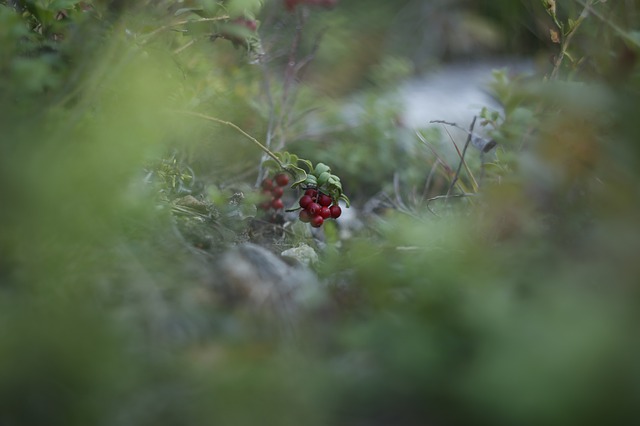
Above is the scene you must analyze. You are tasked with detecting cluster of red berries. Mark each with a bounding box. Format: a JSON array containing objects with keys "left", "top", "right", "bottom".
[
  {"left": 298, "top": 188, "right": 342, "bottom": 228},
  {"left": 259, "top": 173, "right": 290, "bottom": 212},
  {"left": 284, "top": 0, "right": 338, "bottom": 12}
]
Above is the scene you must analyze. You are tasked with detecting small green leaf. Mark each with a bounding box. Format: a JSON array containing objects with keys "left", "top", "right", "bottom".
[
  {"left": 317, "top": 171, "right": 331, "bottom": 186},
  {"left": 339, "top": 193, "right": 351, "bottom": 208},
  {"left": 314, "top": 163, "right": 331, "bottom": 176},
  {"left": 174, "top": 7, "right": 204, "bottom": 16}
]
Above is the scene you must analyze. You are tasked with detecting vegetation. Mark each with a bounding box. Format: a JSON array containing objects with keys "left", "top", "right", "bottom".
[{"left": 1, "top": 1, "right": 639, "bottom": 425}]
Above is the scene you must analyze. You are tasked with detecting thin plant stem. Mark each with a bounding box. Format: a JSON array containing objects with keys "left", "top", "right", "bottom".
[
  {"left": 447, "top": 116, "right": 477, "bottom": 198},
  {"left": 575, "top": 0, "right": 640, "bottom": 48},
  {"left": 172, "top": 110, "right": 284, "bottom": 168},
  {"left": 275, "top": 8, "right": 307, "bottom": 150},
  {"left": 140, "top": 17, "right": 229, "bottom": 44},
  {"left": 550, "top": 0, "right": 593, "bottom": 79}
]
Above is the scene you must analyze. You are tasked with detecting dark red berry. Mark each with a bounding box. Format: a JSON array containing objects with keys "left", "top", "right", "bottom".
[
  {"left": 261, "top": 178, "right": 274, "bottom": 190},
  {"left": 307, "top": 202, "right": 321, "bottom": 215},
  {"left": 305, "top": 188, "right": 318, "bottom": 198},
  {"left": 271, "top": 186, "right": 284, "bottom": 199},
  {"left": 319, "top": 206, "right": 331, "bottom": 219},
  {"left": 310, "top": 215, "right": 324, "bottom": 228},
  {"left": 274, "top": 173, "right": 290, "bottom": 187},
  {"left": 299, "top": 210, "right": 311, "bottom": 223},
  {"left": 318, "top": 193, "right": 332, "bottom": 207},
  {"left": 330, "top": 205, "right": 342, "bottom": 218},
  {"left": 284, "top": 0, "right": 299, "bottom": 12},
  {"left": 271, "top": 198, "right": 284, "bottom": 210},
  {"left": 299, "top": 195, "right": 313, "bottom": 208}
]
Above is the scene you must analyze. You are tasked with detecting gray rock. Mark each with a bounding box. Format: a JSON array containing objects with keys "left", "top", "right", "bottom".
[
  {"left": 217, "top": 243, "right": 323, "bottom": 334},
  {"left": 280, "top": 243, "right": 319, "bottom": 267}
]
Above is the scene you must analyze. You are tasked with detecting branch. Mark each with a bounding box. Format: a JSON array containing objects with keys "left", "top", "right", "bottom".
[{"left": 550, "top": 0, "right": 593, "bottom": 79}]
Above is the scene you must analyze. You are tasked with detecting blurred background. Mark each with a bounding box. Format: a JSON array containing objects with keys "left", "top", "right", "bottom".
[{"left": 1, "top": 0, "right": 640, "bottom": 425}]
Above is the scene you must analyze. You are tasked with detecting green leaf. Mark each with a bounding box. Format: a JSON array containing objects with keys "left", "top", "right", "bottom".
[
  {"left": 174, "top": 8, "right": 204, "bottom": 17},
  {"left": 339, "top": 193, "right": 351, "bottom": 208},
  {"left": 314, "top": 162, "right": 331, "bottom": 175},
  {"left": 317, "top": 171, "right": 331, "bottom": 186},
  {"left": 298, "top": 158, "right": 313, "bottom": 171}
]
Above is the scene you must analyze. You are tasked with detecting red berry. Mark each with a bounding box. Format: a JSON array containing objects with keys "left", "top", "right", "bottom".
[
  {"left": 299, "top": 210, "right": 311, "bottom": 223},
  {"left": 307, "top": 202, "right": 321, "bottom": 215},
  {"left": 271, "top": 198, "right": 284, "bottom": 210},
  {"left": 274, "top": 173, "right": 290, "bottom": 187},
  {"left": 310, "top": 215, "right": 324, "bottom": 228},
  {"left": 318, "top": 193, "right": 332, "bottom": 207},
  {"left": 261, "top": 178, "right": 274, "bottom": 190},
  {"left": 284, "top": 0, "right": 299, "bottom": 12},
  {"left": 319, "top": 206, "right": 331, "bottom": 219},
  {"left": 330, "top": 205, "right": 342, "bottom": 218},
  {"left": 299, "top": 195, "right": 313, "bottom": 208},
  {"left": 271, "top": 186, "right": 284, "bottom": 199},
  {"left": 305, "top": 188, "right": 318, "bottom": 198}
]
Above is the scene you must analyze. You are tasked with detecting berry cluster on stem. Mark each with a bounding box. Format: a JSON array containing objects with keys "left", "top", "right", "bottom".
[
  {"left": 297, "top": 187, "right": 341, "bottom": 228},
  {"left": 259, "top": 173, "right": 290, "bottom": 213}
]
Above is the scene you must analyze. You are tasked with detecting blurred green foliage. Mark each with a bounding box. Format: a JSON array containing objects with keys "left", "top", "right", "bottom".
[{"left": 1, "top": 1, "right": 640, "bottom": 426}]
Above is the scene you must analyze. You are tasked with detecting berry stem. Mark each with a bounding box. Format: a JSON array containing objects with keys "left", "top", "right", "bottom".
[{"left": 172, "top": 110, "right": 285, "bottom": 169}]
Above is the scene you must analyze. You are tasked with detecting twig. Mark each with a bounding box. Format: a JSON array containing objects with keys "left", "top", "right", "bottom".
[
  {"left": 549, "top": 0, "right": 593, "bottom": 79},
  {"left": 172, "top": 38, "right": 197, "bottom": 55},
  {"left": 393, "top": 172, "right": 410, "bottom": 212},
  {"left": 574, "top": 0, "right": 640, "bottom": 48},
  {"left": 429, "top": 120, "right": 469, "bottom": 133},
  {"left": 256, "top": 60, "right": 277, "bottom": 186},
  {"left": 415, "top": 130, "right": 450, "bottom": 168},
  {"left": 275, "top": 9, "right": 307, "bottom": 150},
  {"left": 446, "top": 116, "right": 477, "bottom": 197},
  {"left": 294, "top": 27, "right": 327, "bottom": 75},
  {"left": 426, "top": 193, "right": 476, "bottom": 217},
  {"left": 139, "top": 17, "right": 229, "bottom": 44},
  {"left": 281, "top": 28, "right": 327, "bottom": 141},
  {"left": 422, "top": 160, "right": 441, "bottom": 201},
  {"left": 171, "top": 110, "right": 284, "bottom": 168}
]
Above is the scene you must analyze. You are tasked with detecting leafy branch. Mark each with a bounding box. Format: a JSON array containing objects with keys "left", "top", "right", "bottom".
[{"left": 546, "top": 0, "right": 595, "bottom": 79}]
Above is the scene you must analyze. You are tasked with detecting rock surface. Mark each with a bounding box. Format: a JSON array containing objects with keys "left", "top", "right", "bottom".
[{"left": 217, "top": 243, "right": 323, "bottom": 334}]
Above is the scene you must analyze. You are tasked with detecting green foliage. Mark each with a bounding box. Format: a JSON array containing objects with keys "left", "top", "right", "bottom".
[{"left": 2, "top": 1, "right": 640, "bottom": 426}]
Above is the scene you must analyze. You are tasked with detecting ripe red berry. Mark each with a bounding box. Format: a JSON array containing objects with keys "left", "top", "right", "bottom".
[
  {"left": 307, "top": 202, "right": 321, "bottom": 215},
  {"left": 259, "top": 201, "right": 271, "bottom": 211},
  {"left": 274, "top": 173, "right": 290, "bottom": 187},
  {"left": 271, "top": 186, "right": 284, "bottom": 199},
  {"left": 330, "top": 205, "right": 342, "bottom": 218},
  {"left": 261, "top": 178, "right": 274, "bottom": 190},
  {"left": 284, "top": 0, "right": 299, "bottom": 12},
  {"left": 271, "top": 198, "right": 284, "bottom": 210},
  {"left": 318, "top": 193, "right": 332, "bottom": 207},
  {"left": 299, "top": 195, "right": 313, "bottom": 208},
  {"left": 319, "top": 206, "right": 331, "bottom": 219},
  {"left": 305, "top": 188, "right": 318, "bottom": 198},
  {"left": 310, "top": 215, "right": 324, "bottom": 228},
  {"left": 299, "top": 210, "right": 311, "bottom": 223}
]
